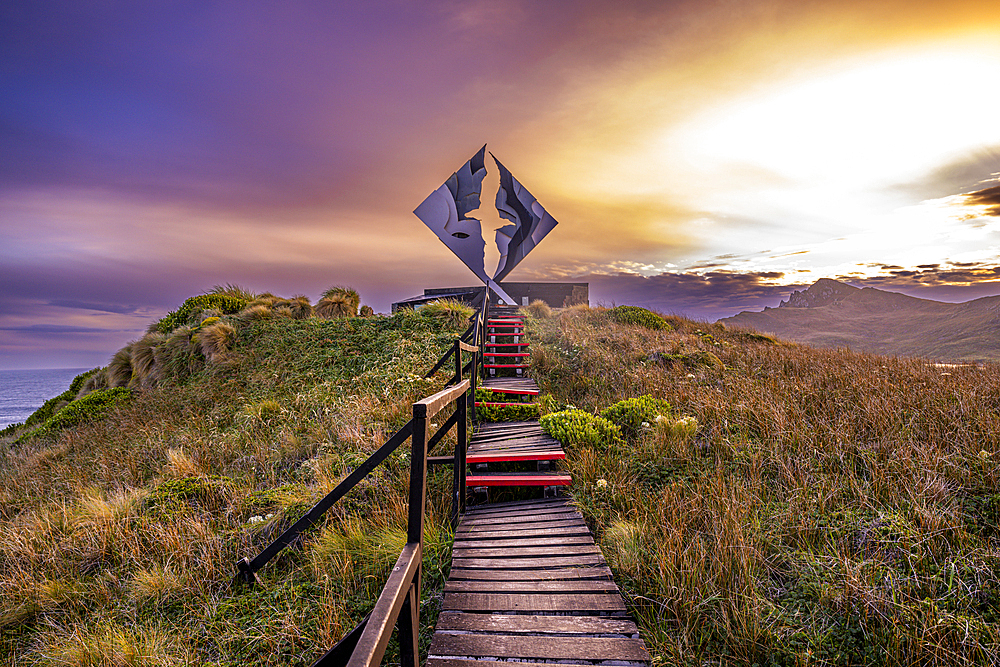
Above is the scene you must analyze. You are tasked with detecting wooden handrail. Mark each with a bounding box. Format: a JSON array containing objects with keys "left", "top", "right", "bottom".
[
  {"left": 235, "top": 420, "right": 414, "bottom": 584},
  {"left": 415, "top": 379, "right": 470, "bottom": 419},
  {"left": 306, "top": 379, "right": 470, "bottom": 667},
  {"left": 346, "top": 543, "right": 422, "bottom": 667}
]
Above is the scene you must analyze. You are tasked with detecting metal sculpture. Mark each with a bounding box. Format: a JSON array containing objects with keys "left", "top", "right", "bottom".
[{"left": 414, "top": 145, "right": 559, "bottom": 304}]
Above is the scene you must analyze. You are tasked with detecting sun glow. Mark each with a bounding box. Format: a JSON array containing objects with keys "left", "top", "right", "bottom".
[{"left": 672, "top": 41, "right": 1000, "bottom": 190}]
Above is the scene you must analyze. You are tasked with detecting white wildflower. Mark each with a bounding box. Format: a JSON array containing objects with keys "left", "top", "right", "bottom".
[{"left": 596, "top": 478, "right": 608, "bottom": 489}]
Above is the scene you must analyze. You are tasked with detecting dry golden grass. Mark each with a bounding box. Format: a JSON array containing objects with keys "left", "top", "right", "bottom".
[
  {"left": 528, "top": 308, "right": 1000, "bottom": 665},
  {"left": 1, "top": 309, "right": 462, "bottom": 666}
]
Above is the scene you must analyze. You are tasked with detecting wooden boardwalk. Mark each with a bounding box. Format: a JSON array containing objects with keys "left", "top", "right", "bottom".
[
  {"left": 480, "top": 376, "right": 539, "bottom": 396},
  {"left": 467, "top": 421, "right": 564, "bottom": 464},
  {"left": 428, "top": 498, "right": 650, "bottom": 667},
  {"left": 429, "top": 304, "right": 649, "bottom": 667}
]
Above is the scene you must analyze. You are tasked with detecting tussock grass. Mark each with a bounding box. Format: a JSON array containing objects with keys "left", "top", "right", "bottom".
[
  {"left": 317, "top": 286, "right": 360, "bottom": 318},
  {"left": 417, "top": 299, "right": 474, "bottom": 329},
  {"left": 521, "top": 299, "right": 552, "bottom": 318},
  {"left": 528, "top": 307, "right": 1000, "bottom": 665},
  {"left": 0, "top": 303, "right": 464, "bottom": 665}
]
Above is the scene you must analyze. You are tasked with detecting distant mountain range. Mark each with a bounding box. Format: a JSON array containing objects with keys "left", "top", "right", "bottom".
[{"left": 719, "top": 278, "right": 1000, "bottom": 363}]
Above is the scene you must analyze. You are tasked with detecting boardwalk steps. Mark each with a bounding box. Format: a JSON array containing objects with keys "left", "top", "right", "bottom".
[
  {"left": 428, "top": 498, "right": 650, "bottom": 667},
  {"left": 427, "top": 301, "right": 648, "bottom": 667}
]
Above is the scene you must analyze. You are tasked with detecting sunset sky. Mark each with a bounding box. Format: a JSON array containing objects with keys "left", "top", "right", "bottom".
[{"left": 3, "top": 0, "right": 1000, "bottom": 369}]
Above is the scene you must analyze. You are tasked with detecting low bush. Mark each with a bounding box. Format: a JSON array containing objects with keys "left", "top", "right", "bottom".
[
  {"left": 153, "top": 294, "right": 249, "bottom": 334},
  {"left": 599, "top": 394, "right": 671, "bottom": 441},
  {"left": 540, "top": 409, "right": 622, "bottom": 449},
  {"left": 17, "top": 387, "right": 131, "bottom": 442},
  {"left": 607, "top": 305, "right": 670, "bottom": 331},
  {"left": 21, "top": 368, "right": 99, "bottom": 429}
]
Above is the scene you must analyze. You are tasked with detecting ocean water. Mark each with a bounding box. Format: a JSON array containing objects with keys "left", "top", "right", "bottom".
[{"left": 0, "top": 368, "right": 90, "bottom": 429}]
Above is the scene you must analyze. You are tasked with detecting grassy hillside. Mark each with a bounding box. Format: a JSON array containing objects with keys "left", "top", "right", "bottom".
[
  {"left": 528, "top": 306, "right": 1000, "bottom": 665},
  {"left": 4, "top": 293, "right": 1000, "bottom": 666},
  {"left": 721, "top": 279, "right": 1000, "bottom": 363},
  {"left": 1, "top": 292, "right": 469, "bottom": 666}
]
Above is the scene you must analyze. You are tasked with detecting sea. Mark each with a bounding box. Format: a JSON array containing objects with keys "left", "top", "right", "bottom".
[{"left": 0, "top": 368, "right": 90, "bottom": 429}]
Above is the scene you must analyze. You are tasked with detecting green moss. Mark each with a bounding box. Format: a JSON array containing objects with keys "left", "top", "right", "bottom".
[
  {"left": 153, "top": 294, "right": 248, "bottom": 334},
  {"left": 599, "top": 394, "right": 671, "bottom": 441},
  {"left": 607, "top": 305, "right": 670, "bottom": 331},
  {"left": 540, "top": 409, "right": 622, "bottom": 449}
]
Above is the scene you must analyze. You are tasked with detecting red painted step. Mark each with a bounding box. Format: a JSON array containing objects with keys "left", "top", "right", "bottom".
[
  {"left": 467, "top": 451, "right": 566, "bottom": 464},
  {"left": 483, "top": 364, "right": 529, "bottom": 369},
  {"left": 482, "top": 353, "right": 530, "bottom": 357},
  {"left": 475, "top": 402, "right": 536, "bottom": 408},
  {"left": 478, "top": 387, "right": 540, "bottom": 396},
  {"left": 466, "top": 473, "right": 572, "bottom": 487},
  {"left": 484, "top": 342, "right": 530, "bottom": 347}
]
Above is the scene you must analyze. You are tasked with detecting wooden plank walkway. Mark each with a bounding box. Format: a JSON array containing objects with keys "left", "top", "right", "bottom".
[
  {"left": 468, "top": 421, "right": 564, "bottom": 463},
  {"left": 429, "top": 497, "right": 650, "bottom": 667},
  {"left": 480, "top": 376, "right": 539, "bottom": 395}
]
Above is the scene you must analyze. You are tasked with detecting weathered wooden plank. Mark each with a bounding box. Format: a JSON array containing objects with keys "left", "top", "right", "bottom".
[
  {"left": 453, "top": 525, "right": 590, "bottom": 540},
  {"left": 466, "top": 473, "right": 572, "bottom": 487},
  {"left": 466, "top": 451, "right": 565, "bottom": 463},
  {"left": 468, "top": 437, "right": 560, "bottom": 448},
  {"left": 414, "top": 380, "right": 469, "bottom": 419},
  {"left": 456, "top": 519, "right": 588, "bottom": 535},
  {"left": 452, "top": 544, "right": 601, "bottom": 558},
  {"left": 434, "top": 612, "right": 639, "bottom": 636},
  {"left": 463, "top": 497, "right": 570, "bottom": 511},
  {"left": 450, "top": 554, "right": 607, "bottom": 569},
  {"left": 467, "top": 443, "right": 560, "bottom": 454},
  {"left": 441, "top": 592, "right": 626, "bottom": 613},
  {"left": 473, "top": 421, "right": 543, "bottom": 433},
  {"left": 446, "top": 565, "right": 613, "bottom": 581},
  {"left": 461, "top": 504, "right": 577, "bottom": 519},
  {"left": 452, "top": 536, "right": 594, "bottom": 549},
  {"left": 429, "top": 634, "right": 647, "bottom": 661},
  {"left": 427, "top": 659, "right": 554, "bottom": 667},
  {"left": 444, "top": 579, "right": 619, "bottom": 593},
  {"left": 459, "top": 511, "right": 580, "bottom": 525}
]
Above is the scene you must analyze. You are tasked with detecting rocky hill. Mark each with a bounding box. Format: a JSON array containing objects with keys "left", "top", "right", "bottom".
[{"left": 720, "top": 278, "right": 1000, "bottom": 362}]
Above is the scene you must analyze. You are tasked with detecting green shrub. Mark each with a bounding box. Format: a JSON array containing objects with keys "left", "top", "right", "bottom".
[
  {"left": 17, "top": 388, "right": 132, "bottom": 442},
  {"left": 600, "top": 394, "right": 671, "bottom": 441},
  {"left": 476, "top": 402, "right": 539, "bottom": 422},
  {"left": 68, "top": 368, "right": 101, "bottom": 395},
  {"left": 14, "top": 369, "right": 102, "bottom": 434},
  {"left": 23, "top": 388, "right": 77, "bottom": 427},
  {"left": 153, "top": 294, "right": 248, "bottom": 334},
  {"left": 540, "top": 409, "right": 622, "bottom": 449},
  {"left": 607, "top": 305, "right": 670, "bottom": 331}
]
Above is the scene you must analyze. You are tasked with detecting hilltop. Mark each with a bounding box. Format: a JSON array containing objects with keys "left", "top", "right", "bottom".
[
  {"left": 720, "top": 278, "right": 1000, "bottom": 362},
  {"left": 2, "top": 292, "right": 999, "bottom": 665}
]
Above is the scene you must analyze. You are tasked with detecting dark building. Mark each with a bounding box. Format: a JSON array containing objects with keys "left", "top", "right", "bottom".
[{"left": 392, "top": 282, "right": 588, "bottom": 312}]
